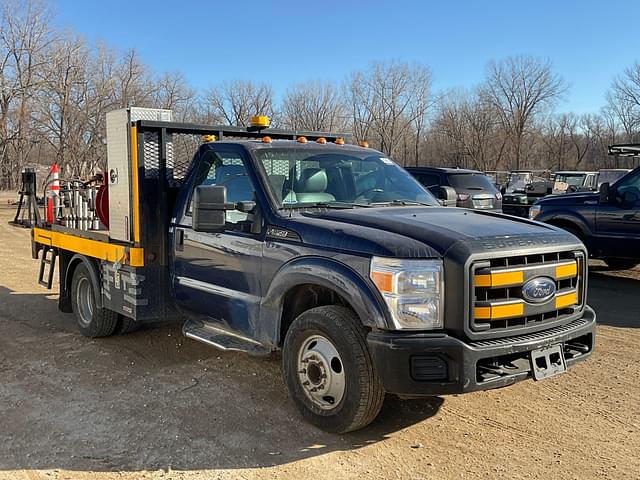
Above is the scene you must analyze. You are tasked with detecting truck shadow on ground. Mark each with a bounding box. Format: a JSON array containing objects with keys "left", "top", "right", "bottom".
[
  {"left": 0, "top": 285, "right": 443, "bottom": 473},
  {"left": 587, "top": 270, "right": 640, "bottom": 328}
]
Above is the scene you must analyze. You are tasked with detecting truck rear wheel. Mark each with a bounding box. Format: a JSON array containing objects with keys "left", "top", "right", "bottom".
[
  {"left": 282, "top": 305, "right": 385, "bottom": 433},
  {"left": 71, "top": 263, "right": 118, "bottom": 338}
]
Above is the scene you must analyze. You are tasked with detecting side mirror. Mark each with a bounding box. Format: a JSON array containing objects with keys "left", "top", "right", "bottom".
[
  {"left": 192, "top": 185, "right": 233, "bottom": 232},
  {"left": 598, "top": 182, "right": 610, "bottom": 204},
  {"left": 438, "top": 186, "right": 457, "bottom": 207}
]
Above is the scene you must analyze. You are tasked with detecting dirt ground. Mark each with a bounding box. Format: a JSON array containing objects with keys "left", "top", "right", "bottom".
[{"left": 0, "top": 202, "right": 639, "bottom": 480}]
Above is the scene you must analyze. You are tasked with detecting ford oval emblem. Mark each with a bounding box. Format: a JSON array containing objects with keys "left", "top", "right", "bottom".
[{"left": 522, "top": 277, "right": 556, "bottom": 304}]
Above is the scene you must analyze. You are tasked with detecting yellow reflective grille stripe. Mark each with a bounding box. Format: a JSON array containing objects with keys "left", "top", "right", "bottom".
[
  {"left": 474, "top": 306, "right": 492, "bottom": 319},
  {"left": 555, "top": 291, "right": 578, "bottom": 309},
  {"left": 555, "top": 262, "right": 578, "bottom": 279},
  {"left": 475, "top": 271, "right": 524, "bottom": 287},
  {"left": 33, "top": 228, "right": 144, "bottom": 267},
  {"left": 474, "top": 303, "right": 524, "bottom": 320},
  {"left": 475, "top": 275, "right": 492, "bottom": 287}
]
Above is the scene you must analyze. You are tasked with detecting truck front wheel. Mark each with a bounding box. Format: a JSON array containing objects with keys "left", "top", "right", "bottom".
[
  {"left": 282, "top": 305, "right": 385, "bottom": 433},
  {"left": 70, "top": 263, "right": 118, "bottom": 338}
]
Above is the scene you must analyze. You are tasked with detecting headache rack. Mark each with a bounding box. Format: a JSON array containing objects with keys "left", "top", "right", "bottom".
[
  {"left": 28, "top": 107, "right": 349, "bottom": 322},
  {"left": 608, "top": 143, "right": 640, "bottom": 157}
]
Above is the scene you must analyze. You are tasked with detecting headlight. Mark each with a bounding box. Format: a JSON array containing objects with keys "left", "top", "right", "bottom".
[
  {"left": 529, "top": 205, "right": 541, "bottom": 220},
  {"left": 370, "top": 257, "right": 444, "bottom": 330}
]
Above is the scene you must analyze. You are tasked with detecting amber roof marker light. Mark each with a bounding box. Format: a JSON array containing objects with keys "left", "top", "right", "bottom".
[
  {"left": 262, "top": 136, "right": 272, "bottom": 143},
  {"left": 316, "top": 137, "right": 327, "bottom": 144},
  {"left": 359, "top": 140, "right": 369, "bottom": 148},
  {"left": 202, "top": 134, "right": 216, "bottom": 143},
  {"left": 335, "top": 138, "right": 345, "bottom": 145},
  {"left": 297, "top": 136, "right": 308, "bottom": 144}
]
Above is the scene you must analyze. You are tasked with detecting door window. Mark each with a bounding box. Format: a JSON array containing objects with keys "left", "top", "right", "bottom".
[
  {"left": 615, "top": 169, "right": 640, "bottom": 207},
  {"left": 188, "top": 149, "right": 256, "bottom": 224}
]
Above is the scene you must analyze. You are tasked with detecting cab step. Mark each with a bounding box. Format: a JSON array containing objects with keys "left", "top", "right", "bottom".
[{"left": 182, "top": 319, "right": 271, "bottom": 356}]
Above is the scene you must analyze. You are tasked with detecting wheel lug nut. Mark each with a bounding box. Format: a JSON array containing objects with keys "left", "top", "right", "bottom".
[{"left": 302, "top": 381, "right": 310, "bottom": 386}]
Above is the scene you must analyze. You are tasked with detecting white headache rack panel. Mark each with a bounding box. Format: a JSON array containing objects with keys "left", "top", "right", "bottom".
[{"left": 106, "top": 107, "right": 172, "bottom": 242}]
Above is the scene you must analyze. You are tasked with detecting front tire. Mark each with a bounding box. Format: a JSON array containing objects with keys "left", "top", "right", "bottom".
[
  {"left": 70, "top": 263, "right": 119, "bottom": 338},
  {"left": 282, "top": 305, "right": 385, "bottom": 433}
]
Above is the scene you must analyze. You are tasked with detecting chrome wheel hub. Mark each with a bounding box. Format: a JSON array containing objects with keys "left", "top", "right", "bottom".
[
  {"left": 76, "top": 277, "right": 94, "bottom": 326},
  {"left": 298, "top": 335, "right": 345, "bottom": 410}
]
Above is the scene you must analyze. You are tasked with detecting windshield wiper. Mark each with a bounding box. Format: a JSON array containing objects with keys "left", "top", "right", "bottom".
[
  {"left": 281, "top": 201, "right": 358, "bottom": 210},
  {"left": 369, "top": 199, "right": 433, "bottom": 207}
]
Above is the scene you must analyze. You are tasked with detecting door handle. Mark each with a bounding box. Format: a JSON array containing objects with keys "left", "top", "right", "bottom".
[{"left": 176, "top": 228, "right": 184, "bottom": 251}]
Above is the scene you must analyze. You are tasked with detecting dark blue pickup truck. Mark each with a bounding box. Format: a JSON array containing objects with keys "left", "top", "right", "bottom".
[
  {"left": 529, "top": 165, "right": 640, "bottom": 270},
  {"left": 29, "top": 108, "right": 596, "bottom": 433}
]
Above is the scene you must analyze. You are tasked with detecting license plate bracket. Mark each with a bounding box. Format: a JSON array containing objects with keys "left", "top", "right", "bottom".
[{"left": 530, "top": 344, "right": 566, "bottom": 381}]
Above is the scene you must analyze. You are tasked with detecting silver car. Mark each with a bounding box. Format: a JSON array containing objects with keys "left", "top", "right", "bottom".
[{"left": 406, "top": 167, "right": 503, "bottom": 211}]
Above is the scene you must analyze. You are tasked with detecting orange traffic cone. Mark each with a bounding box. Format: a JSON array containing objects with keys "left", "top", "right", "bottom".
[{"left": 46, "top": 163, "right": 60, "bottom": 224}]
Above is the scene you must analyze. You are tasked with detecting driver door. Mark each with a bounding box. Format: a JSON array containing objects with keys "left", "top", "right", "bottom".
[
  {"left": 173, "top": 145, "right": 264, "bottom": 338},
  {"left": 595, "top": 169, "right": 640, "bottom": 258}
]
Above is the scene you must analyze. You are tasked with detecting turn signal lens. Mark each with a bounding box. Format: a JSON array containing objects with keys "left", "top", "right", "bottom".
[{"left": 371, "top": 271, "right": 393, "bottom": 293}]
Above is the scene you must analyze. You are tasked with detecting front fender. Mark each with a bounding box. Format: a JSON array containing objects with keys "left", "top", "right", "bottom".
[
  {"left": 538, "top": 209, "right": 593, "bottom": 241},
  {"left": 260, "top": 256, "right": 391, "bottom": 346}
]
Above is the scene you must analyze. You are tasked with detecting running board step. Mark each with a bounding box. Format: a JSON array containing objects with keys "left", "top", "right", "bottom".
[{"left": 182, "top": 319, "right": 271, "bottom": 356}]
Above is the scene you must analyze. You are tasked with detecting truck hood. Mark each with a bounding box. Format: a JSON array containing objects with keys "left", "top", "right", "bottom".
[
  {"left": 536, "top": 192, "right": 599, "bottom": 206},
  {"left": 285, "top": 206, "right": 571, "bottom": 258}
]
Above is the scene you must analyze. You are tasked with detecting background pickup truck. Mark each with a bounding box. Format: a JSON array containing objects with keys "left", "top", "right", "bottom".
[{"left": 530, "top": 166, "right": 640, "bottom": 270}]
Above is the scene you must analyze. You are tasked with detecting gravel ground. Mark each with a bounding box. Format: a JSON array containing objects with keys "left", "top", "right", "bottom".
[{"left": 0, "top": 203, "right": 638, "bottom": 480}]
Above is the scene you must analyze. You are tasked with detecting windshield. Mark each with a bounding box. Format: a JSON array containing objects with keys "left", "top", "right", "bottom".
[
  {"left": 449, "top": 173, "right": 497, "bottom": 191},
  {"left": 253, "top": 147, "right": 438, "bottom": 208},
  {"left": 506, "top": 173, "right": 532, "bottom": 193},
  {"left": 554, "top": 174, "right": 587, "bottom": 186},
  {"left": 599, "top": 170, "right": 630, "bottom": 187}
]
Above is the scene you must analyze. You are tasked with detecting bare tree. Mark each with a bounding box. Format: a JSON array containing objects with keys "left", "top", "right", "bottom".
[
  {"left": 483, "top": 55, "right": 566, "bottom": 170},
  {"left": 153, "top": 71, "right": 197, "bottom": 121},
  {"left": 433, "top": 88, "right": 508, "bottom": 170},
  {"left": 281, "top": 81, "right": 347, "bottom": 131},
  {"left": 0, "top": 0, "right": 53, "bottom": 188},
  {"left": 605, "top": 64, "right": 640, "bottom": 141},
  {"left": 345, "top": 61, "right": 432, "bottom": 164},
  {"left": 204, "top": 80, "right": 275, "bottom": 126}
]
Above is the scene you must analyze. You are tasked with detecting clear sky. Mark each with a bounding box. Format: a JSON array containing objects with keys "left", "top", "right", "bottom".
[{"left": 53, "top": 0, "right": 640, "bottom": 114}]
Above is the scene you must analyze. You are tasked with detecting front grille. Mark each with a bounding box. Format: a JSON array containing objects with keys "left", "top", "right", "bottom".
[{"left": 470, "top": 250, "right": 585, "bottom": 334}]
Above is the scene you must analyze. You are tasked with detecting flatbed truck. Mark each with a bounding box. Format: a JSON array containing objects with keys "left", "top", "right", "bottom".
[{"left": 27, "top": 108, "right": 595, "bottom": 433}]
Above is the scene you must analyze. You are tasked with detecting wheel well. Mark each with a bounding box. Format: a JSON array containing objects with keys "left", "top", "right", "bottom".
[
  {"left": 547, "top": 219, "right": 585, "bottom": 240},
  {"left": 59, "top": 253, "right": 100, "bottom": 313},
  {"left": 279, "top": 284, "right": 352, "bottom": 345}
]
